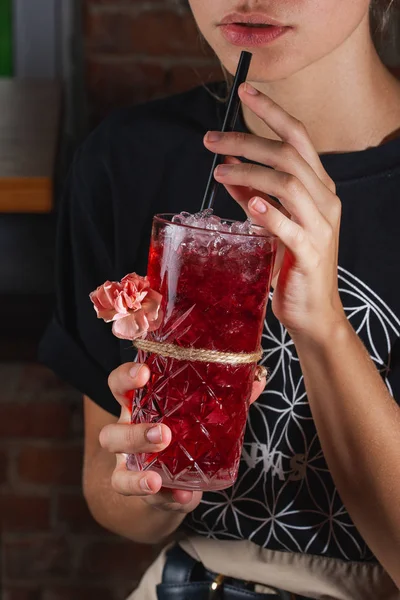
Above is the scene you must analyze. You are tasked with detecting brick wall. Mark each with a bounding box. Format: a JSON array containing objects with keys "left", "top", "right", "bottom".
[
  {"left": 0, "top": 364, "right": 160, "bottom": 599},
  {"left": 83, "top": 0, "right": 223, "bottom": 122}
]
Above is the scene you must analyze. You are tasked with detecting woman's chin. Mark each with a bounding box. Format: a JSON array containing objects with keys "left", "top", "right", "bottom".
[{"left": 221, "top": 51, "right": 306, "bottom": 84}]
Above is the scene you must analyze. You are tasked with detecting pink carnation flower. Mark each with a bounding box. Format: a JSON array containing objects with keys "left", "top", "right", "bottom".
[{"left": 90, "top": 273, "right": 162, "bottom": 340}]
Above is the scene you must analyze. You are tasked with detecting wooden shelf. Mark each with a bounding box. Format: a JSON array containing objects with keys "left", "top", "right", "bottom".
[{"left": 0, "top": 79, "right": 61, "bottom": 213}]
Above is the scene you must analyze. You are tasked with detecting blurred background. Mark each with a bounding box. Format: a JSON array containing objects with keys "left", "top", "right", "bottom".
[
  {"left": 0, "top": 1, "right": 399, "bottom": 599},
  {"left": 0, "top": 1, "right": 221, "bottom": 598}
]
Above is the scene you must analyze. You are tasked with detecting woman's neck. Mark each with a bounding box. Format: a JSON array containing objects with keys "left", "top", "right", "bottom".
[{"left": 243, "top": 15, "right": 400, "bottom": 154}]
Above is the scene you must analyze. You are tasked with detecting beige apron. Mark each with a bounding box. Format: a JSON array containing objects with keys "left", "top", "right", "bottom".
[{"left": 128, "top": 535, "right": 399, "bottom": 600}]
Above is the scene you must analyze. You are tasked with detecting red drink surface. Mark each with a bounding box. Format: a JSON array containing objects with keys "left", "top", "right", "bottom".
[{"left": 127, "top": 216, "right": 276, "bottom": 490}]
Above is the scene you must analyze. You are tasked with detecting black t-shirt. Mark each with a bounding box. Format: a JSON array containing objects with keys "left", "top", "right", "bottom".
[{"left": 39, "top": 83, "right": 400, "bottom": 563}]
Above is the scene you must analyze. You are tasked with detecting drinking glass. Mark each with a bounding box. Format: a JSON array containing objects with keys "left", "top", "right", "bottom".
[{"left": 127, "top": 214, "right": 276, "bottom": 491}]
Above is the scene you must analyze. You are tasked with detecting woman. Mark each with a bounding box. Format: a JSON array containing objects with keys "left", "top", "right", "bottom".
[{"left": 40, "top": 0, "right": 400, "bottom": 598}]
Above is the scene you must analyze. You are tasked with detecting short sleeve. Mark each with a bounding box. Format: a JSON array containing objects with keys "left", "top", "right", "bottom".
[{"left": 39, "top": 133, "right": 121, "bottom": 417}]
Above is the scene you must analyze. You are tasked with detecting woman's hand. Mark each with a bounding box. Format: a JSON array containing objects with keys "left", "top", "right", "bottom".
[
  {"left": 204, "top": 82, "right": 347, "bottom": 342},
  {"left": 99, "top": 362, "right": 202, "bottom": 513},
  {"left": 99, "top": 361, "right": 266, "bottom": 513}
]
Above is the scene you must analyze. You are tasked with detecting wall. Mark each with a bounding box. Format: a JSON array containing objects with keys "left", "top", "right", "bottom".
[
  {"left": 13, "top": 0, "right": 60, "bottom": 78},
  {"left": 0, "top": 0, "right": 84, "bottom": 298},
  {"left": 83, "top": 0, "right": 222, "bottom": 122},
  {"left": 1, "top": 364, "right": 161, "bottom": 599},
  {"left": 13, "top": 0, "right": 85, "bottom": 144}
]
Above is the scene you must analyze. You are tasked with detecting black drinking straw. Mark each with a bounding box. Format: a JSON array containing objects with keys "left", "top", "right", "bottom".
[{"left": 200, "top": 51, "right": 253, "bottom": 212}]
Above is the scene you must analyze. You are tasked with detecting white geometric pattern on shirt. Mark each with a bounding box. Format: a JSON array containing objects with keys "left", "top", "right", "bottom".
[{"left": 186, "top": 267, "right": 400, "bottom": 560}]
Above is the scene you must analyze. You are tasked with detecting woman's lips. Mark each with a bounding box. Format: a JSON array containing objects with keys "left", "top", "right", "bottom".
[{"left": 219, "top": 23, "right": 290, "bottom": 47}]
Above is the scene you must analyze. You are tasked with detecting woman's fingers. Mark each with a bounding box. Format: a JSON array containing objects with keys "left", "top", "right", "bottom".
[
  {"left": 222, "top": 156, "right": 260, "bottom": 214},
  {"left": 204, "top": 130, "right": 337, "bottom": 221},
  {"left": 106, "top": 365, "right": 204, "bottom": 513},
  {"left": 249, "top": 376, "right": 267, "bottom": 405},
  {"left": 107, "top": 361, "right": 151, "bottom": 409},
  {"left": 271, "top": 240, "right": 286, "bottom": 289},
  {"left": 111, "top": 460, "right": 163, "bottom": 496},
  {"left": 248, "top": 196, "right": 318, "bottom": 270},
  {"left": 214, "top": 162, "right": 327, "bottom": 237},
  {"left": 145, "top": 488, "right": 200, "bottom": 511},
  {"left": 111, "top": 456, "right": 201, "bottom": 512},
  {"left": 111, "top": 449, "right": 195, "bottom": 503},
  {"left": 170, "top": 489, "right": 198, "bottom": 506},
  {"left": 99, "top": 421, "right": 172, "bottom": 454},
  {"left": 222, "top": 157, "right": 287, "bottom": 218},
  {"left": 238, "top": 83, "right": 335, "bottom": 193}
]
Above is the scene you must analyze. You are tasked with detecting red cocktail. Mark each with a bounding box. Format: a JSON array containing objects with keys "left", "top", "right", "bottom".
[{"left": 127, "top": 213, "right": 276, "bottom": 490}]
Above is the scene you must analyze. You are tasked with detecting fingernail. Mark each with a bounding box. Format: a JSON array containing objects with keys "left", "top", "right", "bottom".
[
  {"left": 250, "top": 197, "right": 267, "bottom": 214},
  {"left": 206, "top": 131, "right": 222, "bottom": 142},
  {"left": 129, "top": 364, "right": 143, "bottom": 379},
  {"left": 146, "top": 425, "right": 162, "bottom": 444},
  {"left": 215, "top": 164, "right": 232, "bottom": 176},
  {"left": 140, "top": 477, "right": 152, "bottom": 492},
  {"left": 244, "top": 83, "right": 259, "bottom": 96}
]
